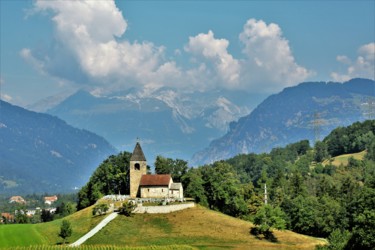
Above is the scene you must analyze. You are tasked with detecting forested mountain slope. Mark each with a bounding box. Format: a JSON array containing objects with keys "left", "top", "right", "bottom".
[
  {"left": 193, "top": 78, "right": 375, "bottom": 164},
  {"left": 0, "top": 100, "right": 116, "bottom": 194}
]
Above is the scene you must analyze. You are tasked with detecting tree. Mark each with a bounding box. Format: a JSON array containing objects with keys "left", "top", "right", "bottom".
[
  {"left": 252, "top": 205, "right": 286, "bottom": 239},
  {"left": 77, "top": 151, "right": 132, "bottom": 210},
  {"left": 58, "top": 219, "right": 72, "bottom": 245},
  {"left": 41, "top": 209, "right": 54, "bottom": 222},
  {"left": 314, "top": 141, "right": 329, "bottom": 162},
  {"left": 155, "top": 155, "right": 188, "bottom": 182},
  {"left": 181, "top": 168, "right": 208, "bottom": 206},
  {"left": 201, "top": 162, "right": 247, "bottom": 217}
]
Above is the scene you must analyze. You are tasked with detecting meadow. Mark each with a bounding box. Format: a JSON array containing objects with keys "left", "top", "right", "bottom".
[
  {"left": 85, "top": 205, "right": 325, "bottom": 249},
  {"left": 0, "top": 205, "right": 325, "bottom": 249},
  {"left": 0, "top": 205, "right": 104, "bottom": 247},
  {"left": 323, "top": 150, "right": 366, "bottom": 167}
]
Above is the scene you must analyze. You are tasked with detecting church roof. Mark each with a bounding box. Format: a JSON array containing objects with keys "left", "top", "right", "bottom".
[
  {"left": 130, "top": 142, "right": 146, "bottom": 161},
  {"left": 139, "top": 174, "right": 172, "bottom": 186}
]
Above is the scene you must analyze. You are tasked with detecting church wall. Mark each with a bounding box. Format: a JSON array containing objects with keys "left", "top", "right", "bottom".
[
  {"left": 169, "top": 188, "right": 183, "bottom": 199},
  {"left": 140, "top": 186, "right": 169, "bottom": 198}
]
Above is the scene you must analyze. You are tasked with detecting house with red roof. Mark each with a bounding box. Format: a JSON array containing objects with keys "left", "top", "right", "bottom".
[
  {"left": 130, "top": 142, "right": 184, "bottom": 199},
  {"left": 9, "top": 196, "right": 26, "bottom": 204},
  {"left": 44, "top": 195, "right": 58, "bottom": 205}
]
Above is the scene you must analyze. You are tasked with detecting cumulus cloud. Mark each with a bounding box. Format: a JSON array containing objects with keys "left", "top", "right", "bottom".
[
  {"left": 331, "top": 42, "right": 375, "bottom": 82},
  {"left": 185, "top": 30, "right": 240, "bottom": 87},
  {"left": 238, "top": 19, "right": 313, "bottom": 92},
  {"left": 23, "top": 0, "right": 181, "bottom": 94},
  {"left": 23, "top": 2, "right": 312, "bottom": 95}
]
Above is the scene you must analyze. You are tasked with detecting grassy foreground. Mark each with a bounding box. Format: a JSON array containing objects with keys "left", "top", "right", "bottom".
[
  {"left": 0, "top": 205, "right": 105, "bottom": 247},
  {"left": 85, "top": 205, "right": 325, "bottom": 250}
]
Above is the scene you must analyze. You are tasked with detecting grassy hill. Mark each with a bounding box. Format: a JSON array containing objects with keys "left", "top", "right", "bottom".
[
  {"left": 0, "top": 205, "right": 104, "bottom": 247},
  {"left": 323, "top": 150, "right": 366, "bottom": 167},
  {"left": 85, "top": 205, "right": 325, "bottom": 249},
  {"left": 0, "top": 204, "right": 325, "bottom": 249}
]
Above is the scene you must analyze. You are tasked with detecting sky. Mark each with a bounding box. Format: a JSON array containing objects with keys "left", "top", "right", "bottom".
[{"left": 0, "top": 0, "right": 374, "bottom": 107}]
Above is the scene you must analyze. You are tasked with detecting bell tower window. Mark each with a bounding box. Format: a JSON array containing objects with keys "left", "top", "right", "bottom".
[{"left": 135, "top": 163, "right": 140, "bottom": 170}]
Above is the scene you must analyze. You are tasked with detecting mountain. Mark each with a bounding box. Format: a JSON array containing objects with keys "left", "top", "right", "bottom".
[
  {"left": 0, "top": 100, "right": 116, "bottom": 194},
  {"left": 192, "top": 78, "right": 375, "bottom": 164},
  {"left": 47, "top": 88, "right": 265, "bottom": 162}
]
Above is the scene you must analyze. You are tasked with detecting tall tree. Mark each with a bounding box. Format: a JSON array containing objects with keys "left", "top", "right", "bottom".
[
  {"left": 155, "top": 155, "right": 188, "bottom": 182},
  {"left": 59, "top": 220, "right": 72, "bottom": 245}
]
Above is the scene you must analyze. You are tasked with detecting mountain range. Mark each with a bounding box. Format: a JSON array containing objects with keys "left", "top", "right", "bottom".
[
  {"left": 192, "top": 78, "right": 375, "bottom": 164},
  {"left": 0, "top": 100, "right": 116, "bottom": 194},
  {"left": 45, "top": 88, "right": 265, "bottom": 162}
]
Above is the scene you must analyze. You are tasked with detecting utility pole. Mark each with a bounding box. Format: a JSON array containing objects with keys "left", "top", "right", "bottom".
[{"left": 264, "top": 183, "right": 268, "bottom": 205}]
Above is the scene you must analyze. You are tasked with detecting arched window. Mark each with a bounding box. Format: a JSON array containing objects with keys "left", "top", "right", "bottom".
[{"left": 135, "top": 163, "right": 140, "bottom": 170}]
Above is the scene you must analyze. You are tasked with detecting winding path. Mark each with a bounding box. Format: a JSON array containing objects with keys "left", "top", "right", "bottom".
[{"left": 70, "top": 212, "right": 118, "bottom": 247}]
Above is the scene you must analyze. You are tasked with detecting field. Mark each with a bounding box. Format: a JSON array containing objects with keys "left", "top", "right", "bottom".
[
  {"left": 0, "top": 224, "right": 47, "bottom": 247},
  {"left": 323, "top": 150, "right": 366, "bottom": 167},
  {"left": 0, "top": 205, "right": 105, "bottom": 247}
]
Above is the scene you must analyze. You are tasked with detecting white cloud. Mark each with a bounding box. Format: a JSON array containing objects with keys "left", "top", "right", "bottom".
[
  {"left": 23, "top": 2, "right": 312, "bottom": 96},
  {"left": 23, "top": 0, "right": 181, "bottom": 93},
  {"left": 331, "top": 42, "right": 375, "bottom": 82},
  {"left": 238, "top": 19, "right": 313, "bottom": 92},
  {"left": 185, "top": 30, "right": 240, "bottom": 87}
]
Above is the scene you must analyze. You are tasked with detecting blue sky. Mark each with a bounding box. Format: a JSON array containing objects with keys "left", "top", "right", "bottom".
[{"left": 1, "top": 0, "right": 374, "bottom": 107}]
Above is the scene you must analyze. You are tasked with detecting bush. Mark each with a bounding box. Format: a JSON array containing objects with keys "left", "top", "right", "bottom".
[
  {"left": 93, "top": 203, "right": 109, "bottom": 216},
  {"left": 119, "top": 201, "right": 136, "bottom": 216}
]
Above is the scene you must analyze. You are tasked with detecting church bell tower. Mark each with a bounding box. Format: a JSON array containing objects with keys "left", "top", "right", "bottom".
[{"left": 129, "top": 141, "right": 147, "bottom": 198}]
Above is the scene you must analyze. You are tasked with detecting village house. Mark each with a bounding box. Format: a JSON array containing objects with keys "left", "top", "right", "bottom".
[
  {"left": 44, "top": 195, "right": 58, "bottom": 205},
  {"left": 1, "top": 212, "right": 14, "bottom": 223},
  {"left": 130, "top": 142, "right": 184, "bottom": 200},
  {"left": 9, "top": 196, "right": 26, "bottom": 204}
]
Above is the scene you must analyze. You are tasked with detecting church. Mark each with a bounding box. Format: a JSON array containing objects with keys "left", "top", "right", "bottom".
[{"left": 129, "top": 142, "right": 184, "bottom": 200}]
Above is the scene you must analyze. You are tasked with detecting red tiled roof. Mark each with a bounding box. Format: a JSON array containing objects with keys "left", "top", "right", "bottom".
[
  {"left": 9, "top": 196, "right": 25, "bottom": 203},
  {"left": 139, "top": 174, "right": 171, "bottom": 186},
  {"left": 44, "top": 195, "right": 58, "bottom": 202}
]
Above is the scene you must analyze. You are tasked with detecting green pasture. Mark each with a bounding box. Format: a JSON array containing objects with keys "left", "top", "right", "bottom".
[{"left": 0, "top": 224, "right": 47, "bottom": 247}]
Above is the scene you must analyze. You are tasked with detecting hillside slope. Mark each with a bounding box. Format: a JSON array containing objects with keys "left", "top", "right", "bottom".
[
  {"left": 0, "top": 100, "right": 116, "bottom": 194},
  {"left": 193, "top": 78, "right": 375, "bottom": 164},
  {"left": 85, "top": 206, "right": 325, "bottom": 249}
]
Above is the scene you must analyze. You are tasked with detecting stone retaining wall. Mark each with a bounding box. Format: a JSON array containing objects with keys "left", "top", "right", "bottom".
[{"left": 133, "top": 202, "right": 195, "bottom": 214}]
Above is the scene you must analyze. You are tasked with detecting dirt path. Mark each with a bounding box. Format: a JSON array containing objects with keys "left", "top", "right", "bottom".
[{"left": 70, "top": 212, "right": 118, "bottom": 247}]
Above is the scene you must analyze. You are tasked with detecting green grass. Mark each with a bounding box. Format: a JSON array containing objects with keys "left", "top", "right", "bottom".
[
  {"left": 0, "top": 205, "right": 106, "bottom": 247},
  {"left": 0, "top": 224, "right": 47, "bottom": 247},
  {"left": 0, "top": 204, "right": 325, "bottom": 249},
  {"left": 85, "top": 205, "right": 325, "bottom": 249}
]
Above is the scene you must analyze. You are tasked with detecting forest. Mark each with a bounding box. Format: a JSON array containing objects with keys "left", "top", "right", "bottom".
[{"left": 77, "top": 120, "right": 375, "bottom": 250}]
